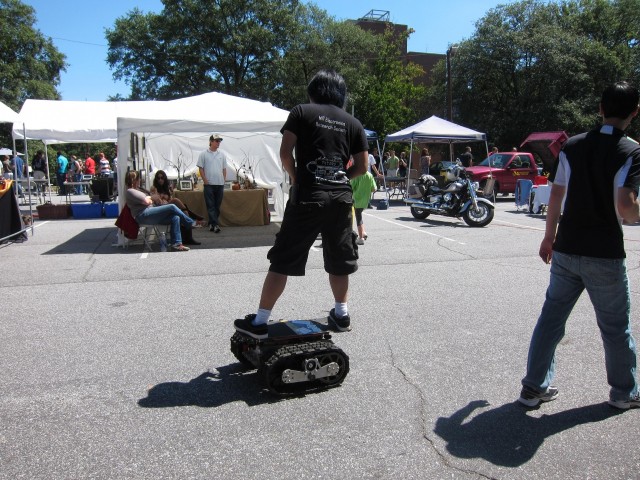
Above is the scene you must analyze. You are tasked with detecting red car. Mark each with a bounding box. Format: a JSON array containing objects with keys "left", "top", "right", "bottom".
[
  {"left": 466, "top": 131, "right": 568, "bottom": 196},
  {"left": 465, "top": 152, "right": 540, "bottom": 196}
]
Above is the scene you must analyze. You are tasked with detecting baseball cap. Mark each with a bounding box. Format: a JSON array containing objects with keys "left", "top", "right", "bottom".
[{"left": 209, "top": 134, "right": 223, "bottom": 142}]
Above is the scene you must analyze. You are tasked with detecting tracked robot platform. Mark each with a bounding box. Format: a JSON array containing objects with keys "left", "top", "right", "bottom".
[{"left": 230, "top": 319, "right": 349, "bottom": 395}]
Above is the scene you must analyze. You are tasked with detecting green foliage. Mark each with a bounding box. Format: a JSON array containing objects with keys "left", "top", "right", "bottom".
[
  {"left": 448, "top": 0, "right": 640, "bottom": 149},
  {"left": 353, "top": 26, "right": 427, "bottom": 137},
  {"left": 106, "top": 0, "right": 300, "bottom": 100},
  {"left": 104, "top": 0, "right": 428, "bottom": 138},
  {"left": 0, "top": 0, "right": 66, "bottom": 147},
  {"left": 271, "top": 5, "right": 379, "bottom": 110}
]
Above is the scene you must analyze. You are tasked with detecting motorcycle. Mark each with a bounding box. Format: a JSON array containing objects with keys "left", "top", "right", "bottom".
[{"left": 404, "top": 163, "right": 494, "bottom": 227}]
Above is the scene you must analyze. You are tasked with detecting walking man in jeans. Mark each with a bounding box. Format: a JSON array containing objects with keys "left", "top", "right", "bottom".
[
  {"left": 197, "top": 134, "right": 228, "bottom": 233},
  {"left": 519, "top": 81, "right": 640, "bottom": 410}
]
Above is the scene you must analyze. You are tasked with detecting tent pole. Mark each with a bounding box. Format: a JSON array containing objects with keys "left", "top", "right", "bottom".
[
  {"left": 44, "top": 145, "right": 52, "bottom": 203},
  {"left": 380, "top": 142, "right": 389, "bottom": 201},
  {"left": 405, "top": 139, "right": 414, "bottom": 198},
  {"left": 22, "top": 124, "right": 34, "bottom": 235}
]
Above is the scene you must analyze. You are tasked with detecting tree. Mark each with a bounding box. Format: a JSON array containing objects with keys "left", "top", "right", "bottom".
[
  {"left": 352, "top": 25, "right": 427, "bottom": 137},
  {"left": 270, "top": 4, "right": 378, "bottom": 110},
  {"left": 438, "top": 0, "right": 640, "bottom": 149},
  {"left": 0, "top": 0, "right": 66, "bottom": 146},
  {"left": 106, "top": 0, "right": 301, "bottom": 101}
]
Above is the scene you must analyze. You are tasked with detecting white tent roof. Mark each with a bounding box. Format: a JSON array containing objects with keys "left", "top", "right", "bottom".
[
  {"left": 12, "top": 92, "right": 289, "bottom": 143},
  {"left": 0, "top": 101, "right": 18, "bottom": 123},
  {"left": 117, "top": 92, "right": 288, "bottom": 134},
  {"left": 12, "top": 99, "right": 149, "bottom": 143},
  {"left": 385, "top": 115, "right": 486, "bottom": 143}
]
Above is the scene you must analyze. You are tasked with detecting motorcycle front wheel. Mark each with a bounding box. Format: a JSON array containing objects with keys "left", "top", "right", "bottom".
[
  {"left": 410, "top": 207, "right": 430, "bottom": 219},
  {"left": 462, "top": 202, "right": 494, "bottom": 227}
]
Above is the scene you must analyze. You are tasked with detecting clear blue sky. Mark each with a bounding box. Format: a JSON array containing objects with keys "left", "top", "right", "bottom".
[{"left": 23, "top": 0, "right": 509, "bottom": 101}]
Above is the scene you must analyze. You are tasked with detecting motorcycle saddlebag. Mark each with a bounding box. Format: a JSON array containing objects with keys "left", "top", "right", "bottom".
[{"left": 407, "top": 184, "right": 426, "bottom": 199}]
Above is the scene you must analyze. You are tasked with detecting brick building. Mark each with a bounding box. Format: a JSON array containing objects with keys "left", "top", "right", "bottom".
[{"left": 352, "top": 10, "right": 444, "bottom": 86}]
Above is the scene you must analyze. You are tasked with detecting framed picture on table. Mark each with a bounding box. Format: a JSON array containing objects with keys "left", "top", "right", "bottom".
[{"left": 179, "top": 180, "right": 193, "bottom": 191}]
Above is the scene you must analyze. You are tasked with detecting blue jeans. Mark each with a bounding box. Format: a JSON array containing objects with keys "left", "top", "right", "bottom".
[
  {"left": 56, "top": 173, "right": 66, "bottom": 195},
  {"left": 203, "top": 184, "right": 224, "bottom": 227},
  {"left": 135, "top": 204, "right": 194, "bottom": 246},
  {"left": 522, "top": 251, "right": 638, "bottom": 401},
  {"left": 74, "top": 173, "right": 83, "bottom": 194}
]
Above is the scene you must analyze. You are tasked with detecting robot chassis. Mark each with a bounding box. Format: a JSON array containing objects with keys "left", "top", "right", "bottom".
[{"left": 230, "top": 320, "right": 350, "bottom": 395}]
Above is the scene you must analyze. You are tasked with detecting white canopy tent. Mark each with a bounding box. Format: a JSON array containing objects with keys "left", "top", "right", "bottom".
[
  {"left": 385, "top": 115, "right": 486, "bottom": 144},
  {"left": 383, "top": 115, "right": 488, "bottom": 198},
  {"left": 115, "top": 92, "right": 289, "bottom": 216},
  {"left": 11, "top": 93, "right": 290, "bottom": 218},
  {"left": 0, "top": 101, "right": 18, "bottom": 123}
]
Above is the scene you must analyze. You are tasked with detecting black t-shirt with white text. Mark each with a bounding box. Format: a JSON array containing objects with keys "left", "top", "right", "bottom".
[{"left": 281, "top": 103, "right": 368, "bottom": 190}]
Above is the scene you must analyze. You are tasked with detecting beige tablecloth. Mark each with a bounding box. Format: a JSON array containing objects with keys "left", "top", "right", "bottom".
[{"left": 174, "top": 188, "right": 269, "bottom": 227}]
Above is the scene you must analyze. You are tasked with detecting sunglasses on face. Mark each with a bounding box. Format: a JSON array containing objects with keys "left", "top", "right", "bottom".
[{"left": 213, "top": 139, "right": 222, "bottom": 143}]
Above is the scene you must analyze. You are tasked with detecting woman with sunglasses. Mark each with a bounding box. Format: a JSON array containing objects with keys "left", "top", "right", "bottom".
[{"left": 150, "top": 170, "right": 204, "bottom": 245}]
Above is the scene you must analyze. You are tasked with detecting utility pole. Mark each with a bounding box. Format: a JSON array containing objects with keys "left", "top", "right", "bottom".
[{"left": 446, "top": 45, "right": 458, "bottom": 122}]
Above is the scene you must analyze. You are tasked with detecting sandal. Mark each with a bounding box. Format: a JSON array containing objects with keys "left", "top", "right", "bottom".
[{"left": 171, "top": 243, "right": 190, "bottom": 252}]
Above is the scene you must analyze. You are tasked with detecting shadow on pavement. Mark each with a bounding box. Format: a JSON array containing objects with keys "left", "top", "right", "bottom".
[
  {"left": 137, "top": 365, "right": 284, "bottom": 408},
  {"left": 41, "top": 224, "right": 281, "bottom": 255},
  {"left": 434, "top": 400, "right": 622, "bottom": 467},
  {"left": 42, "top": 227, "right": 121, "bottom": 255}
]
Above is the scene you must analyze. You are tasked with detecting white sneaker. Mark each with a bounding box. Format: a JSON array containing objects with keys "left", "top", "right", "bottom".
[{"left": 356, "top": 238, "right": 365, "bottom": 245}]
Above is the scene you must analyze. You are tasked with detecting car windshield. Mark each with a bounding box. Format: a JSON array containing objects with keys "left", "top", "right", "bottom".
[{"left": 478, "top": 154, "right": 510, "bottom": 168}]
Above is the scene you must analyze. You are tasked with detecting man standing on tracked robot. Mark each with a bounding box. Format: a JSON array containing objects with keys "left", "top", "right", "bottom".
[{"left": 234, "top": 69, "right": 369, "bottom": 339}]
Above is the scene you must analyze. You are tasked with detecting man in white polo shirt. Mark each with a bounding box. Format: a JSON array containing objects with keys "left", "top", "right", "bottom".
[{"left": 197, "top": 134, "right": 228, "bottom": 233}]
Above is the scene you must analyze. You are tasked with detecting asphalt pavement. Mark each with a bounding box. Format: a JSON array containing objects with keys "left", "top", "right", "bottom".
[{"left": 1, "top": 193, "right": 639, "bottom": 479}]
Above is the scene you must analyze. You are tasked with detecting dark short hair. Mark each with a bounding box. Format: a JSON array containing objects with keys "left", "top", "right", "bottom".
[
  {"left": 307, "top": 70, "right": 347, "bottom": 108},
  {"left": 601, "top": 81, "right": 640, "bottom": 119}
]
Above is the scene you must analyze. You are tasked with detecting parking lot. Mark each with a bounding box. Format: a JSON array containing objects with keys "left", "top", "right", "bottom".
[{"left": 1, "top": 195, "right": 639, "bottom": 479}]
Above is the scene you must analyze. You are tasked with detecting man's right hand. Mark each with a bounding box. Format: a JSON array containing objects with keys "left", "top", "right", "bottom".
[{"left": 539, "top": 237, "right": 553, "bottom": 264}]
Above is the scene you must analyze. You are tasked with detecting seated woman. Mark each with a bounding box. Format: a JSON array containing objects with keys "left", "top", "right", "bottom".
[
  {"left": 150, "top": 170, "right": 205, "bottom": 223},
  {"left": 150, "top": 170, "right": 204, "bottom": 245},
  {"left": 124, "top": 170, "right": 196, "bottom": 251}
]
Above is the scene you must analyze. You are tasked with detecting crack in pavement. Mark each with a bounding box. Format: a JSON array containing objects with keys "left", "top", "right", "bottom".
[{"left": 385, "top": 339, "right": 499, "bottom": 480}]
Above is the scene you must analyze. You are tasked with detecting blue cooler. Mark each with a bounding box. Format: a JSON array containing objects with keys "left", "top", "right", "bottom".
[
  {"left": 104, "top": 202, "right": 119, "bottom": 218},
  {"left": 71, "top": 202, "right": 103, "bottom": 219}
]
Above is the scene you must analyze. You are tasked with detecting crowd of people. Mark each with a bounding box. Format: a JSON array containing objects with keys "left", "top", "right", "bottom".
[
  {"left": 3, "top": 150, "right": 118, "bottom": 197},
  {"left": 51, "top": 151, "right": 116, "bottom": 195}
]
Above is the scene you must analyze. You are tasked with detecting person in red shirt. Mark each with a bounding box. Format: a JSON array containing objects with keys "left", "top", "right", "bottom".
[{"left": 84, "top": 153, "right": 96, "bottom": 175}]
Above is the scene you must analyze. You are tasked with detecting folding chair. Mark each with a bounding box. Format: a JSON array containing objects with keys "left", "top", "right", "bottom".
[
  {"left": 115, "top": 204, "right": 168, "bottom": 251},
  {"left": 515, "top": 179, "right": 534, "bottom": 212},
  {"left": 137, "top": 224, "right": 170, "bottom": 251}
]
